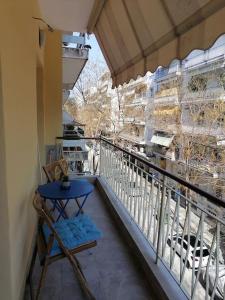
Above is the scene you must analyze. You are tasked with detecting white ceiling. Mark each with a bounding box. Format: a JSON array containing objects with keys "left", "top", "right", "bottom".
[{"left": 38, "top": 0, "right": 95, "bottom": 32}]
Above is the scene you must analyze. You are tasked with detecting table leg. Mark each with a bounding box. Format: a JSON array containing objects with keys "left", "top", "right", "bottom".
[
  {"left": 56, "top": 199, "right": 70, "bottom": 222},
  {"left": 75, "top": 194, "right": 89, "bottom": 216},
  {"left": 49, "top": 200, "right": 67, "bottom": 219}
]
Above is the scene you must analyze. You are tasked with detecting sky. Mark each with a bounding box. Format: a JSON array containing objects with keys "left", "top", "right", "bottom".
[{"left": 86, "top": 34, "right": 107, "bottom": 65}]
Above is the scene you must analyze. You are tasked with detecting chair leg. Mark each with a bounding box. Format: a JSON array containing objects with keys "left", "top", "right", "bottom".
[
  {"left": 67, "top": 253, "right": 96, "bottom": 300},
  {"left": 27, "top": 243, "right": 37, "bottom": 300},
  {"left": 35, "top": 235, "right": 54, "bottom": 300},
  {"left": 73, "top": 255, "right": 85, "bottom": 278},
  {"left": 35, "top": 257, "right": 49, "bottom": 300}
]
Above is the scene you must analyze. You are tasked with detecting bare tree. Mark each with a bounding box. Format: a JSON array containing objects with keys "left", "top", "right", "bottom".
[{"left": 74, "top": 60, "right": 107, "bottom": 105}]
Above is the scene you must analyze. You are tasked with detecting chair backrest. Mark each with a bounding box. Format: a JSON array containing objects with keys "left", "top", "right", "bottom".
[
  {"left": 42, "top": 160, "right": 66, "bottom": 182},
  {"left": 59, "top": 158, "right": 69, "bottom": 175},
  {"left": 33, "top": 194, "right": 69, "bottom": 254}
]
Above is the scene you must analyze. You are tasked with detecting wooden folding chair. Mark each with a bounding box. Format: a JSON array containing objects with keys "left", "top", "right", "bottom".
[
  {"left": 59, "top": 158, "right": 69, "bottom": 176},
  {"left": 31, "top": 194, "right": 101, "bottom": 300},
  {"left": 42, "top": 160, "right": 66, "bottom": 183}
]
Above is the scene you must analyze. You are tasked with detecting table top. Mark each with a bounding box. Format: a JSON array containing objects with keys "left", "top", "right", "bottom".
[{"left": 38, "top": 179, "right": 94, "bottom": 200}]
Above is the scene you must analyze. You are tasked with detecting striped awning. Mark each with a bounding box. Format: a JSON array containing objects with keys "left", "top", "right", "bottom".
[{"left": 88, "top": 0, "right": 225, "bottom": 87}]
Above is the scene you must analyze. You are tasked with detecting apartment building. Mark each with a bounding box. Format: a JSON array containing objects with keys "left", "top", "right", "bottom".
[
  {"left": 145, "top": 35, "right": 225, "bottom": 194},
  {"left": 117, "top": 74, "right": 153, "bottom": 154}
]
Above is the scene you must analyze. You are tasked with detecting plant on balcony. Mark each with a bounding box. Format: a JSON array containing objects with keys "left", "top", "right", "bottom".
[
  {"left": 218, "top": 73, "right": 225, "bottom": 90},
  {"left": 188, "top": 75, "right": 207, "bottom": 92},
  {"left": 60, "top": 175, "right": 71, "bottom": 189}
]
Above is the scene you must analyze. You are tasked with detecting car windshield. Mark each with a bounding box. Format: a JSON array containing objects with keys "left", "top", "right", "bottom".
[
  {"left": 194, "top": 249, "right": 210, "bottom": 257},
  {"left": 184, "top": 235, "right": 201, "bottom": 247},
  {"left": 177, "top": 238, "right": 188, "bottom": 250}
]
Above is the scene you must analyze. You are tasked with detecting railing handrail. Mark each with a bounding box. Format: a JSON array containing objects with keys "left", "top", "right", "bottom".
[
  {"left": 56, "top": 135, "right": 225, "bottom": 208},
  {"left": 56, "top": 136, "right": 100, "bottom": 140}
]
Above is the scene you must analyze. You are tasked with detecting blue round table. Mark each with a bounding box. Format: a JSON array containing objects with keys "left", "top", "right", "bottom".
[{"left": 38, "top": 179, "right": 94, "bottom": 221}]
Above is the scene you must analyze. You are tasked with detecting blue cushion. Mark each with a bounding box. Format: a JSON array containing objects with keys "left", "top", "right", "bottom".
[{"left": 43, "top": 214, "right": 102, "bottom": 256}]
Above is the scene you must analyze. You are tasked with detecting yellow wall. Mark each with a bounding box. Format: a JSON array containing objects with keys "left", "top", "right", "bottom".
[
  {"left": 43, "top": 31, "right": 62, "bottom": 146},
  {"left": 0, "top": 1, "right": 62, "bottom": 299}
]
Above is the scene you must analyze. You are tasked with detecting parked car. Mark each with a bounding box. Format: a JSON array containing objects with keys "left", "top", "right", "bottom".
[
  {"left": 167, "top": 234, "right": 211, "bottom": 269},
  {"left": 200, "top": 265, "right": 225, "bottom": 300}
]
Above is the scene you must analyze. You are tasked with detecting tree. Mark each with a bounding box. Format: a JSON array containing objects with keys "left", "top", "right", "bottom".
[{"left": 73, "top": 60, "right": 107, "bottom": 105}]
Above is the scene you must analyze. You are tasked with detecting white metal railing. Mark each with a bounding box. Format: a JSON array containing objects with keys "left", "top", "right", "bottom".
[{"left": 100, "top": 139, "right": 225, "bottom": 300}]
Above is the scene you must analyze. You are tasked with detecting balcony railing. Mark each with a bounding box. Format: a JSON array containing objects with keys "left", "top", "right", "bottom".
[
  {"left": 155, "top": 65, "right": 181, "bottom": 81},
  {"left": 123, "top": 117, "right": 145, "bottom": 125},
  {"left": 62, "top": 47, "right": 88, "bottom": 59},
  {"left": 181, "top": 87, "right": 225, "bottom": 103},
  {"left": 57, "top": 136, "right": 225, "bottom": 300}
]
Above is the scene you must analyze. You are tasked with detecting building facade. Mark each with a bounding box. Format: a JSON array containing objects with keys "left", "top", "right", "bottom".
[{"left": 145, "top": 35, "right": 225, "bottom": 196}]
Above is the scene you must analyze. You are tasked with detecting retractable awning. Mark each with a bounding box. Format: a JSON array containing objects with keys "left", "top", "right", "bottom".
[
  {"left": 151, "top": 134, "right": 174, "bottom": 147},
  {"left": 39, "top": 0, "right": 225, "bottom": 88},
  {"left": 88, "top": 0, "right": 225, "bottom": 87}
]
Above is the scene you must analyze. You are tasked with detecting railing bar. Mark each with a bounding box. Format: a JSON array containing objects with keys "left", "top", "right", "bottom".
[
  {"left": 142, "top": 175, "right": 148, "bottom": 233},
  {"left": 126, "top": 157, "right": 131, "bottom": 209},
  {"left": 162, "top": 190, "right": 171, "bottom": 258},
  {"left": 191, "top": 212, "right": 204, "bottom": 297},
  {"left": 211, "top": 222, "right": 220, "bottom": 299},
  {"left": 180, "top": 201, "right": 191, "bottom": 284},
  {"left": 161, "top": 177, "right": 167, "bottom": 259},
  {"left": 205, "top": 227, "right": 217, "bottom": 300},
  {"left": 147, "top": 179, "right": 155, "bottom": 241},
  {"left": 153, "top": 186, "right": 160, "bottom": 247},
  {"left": 192, "top": 212, "right": 205, "bottom": 299},
  {"left": 170, "top": 196, "right": 180, "bottom": 270},
  {"left": 130, "top": 164, "right": 135, "bottom": 217},
  {"left": 138, "top": 169, "right": 144, "bottom": 225}
]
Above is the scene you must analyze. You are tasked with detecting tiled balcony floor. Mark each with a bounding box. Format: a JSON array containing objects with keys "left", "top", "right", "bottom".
[{"left": 25, "top": 184, "right": 156, "bottom": 300}]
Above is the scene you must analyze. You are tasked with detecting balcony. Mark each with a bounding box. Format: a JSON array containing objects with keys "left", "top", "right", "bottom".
[
  {"left": 154, "top": 94, "right": 179, "bottom": 106},
  {"left": 155, "top": 65, "right": 181, "bottom": 82},
  {"left": 124, "top": 92, "right": 151, "bottom": 107},
  {"left": 181, "top": 87, "right": 225, "bottom": 104},
  {"left": 183, "top": 42, "right": 225, "bottom": 72},
  {"left": 26, "top": 179, "right": 154, "bottom": 300},
  {"left": 119, "top": 133, "right": 145, "bottom": 146},
  {"left": 62, "top": 34, "right": 89, "bottom": 92},
  {"left": 123, "top": 117, "right": 145, "bottom": 126},
  {"left": 45, "top": 136, "right": 225, "bottom": 300}
]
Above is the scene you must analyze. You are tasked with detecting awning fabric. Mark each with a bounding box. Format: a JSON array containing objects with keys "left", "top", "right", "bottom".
[
  {"left": 88, "top": 0, "right": 225, "bottom": 87},
  {"left": 151, "top": 135, "right": 174, "bottom": 147}
]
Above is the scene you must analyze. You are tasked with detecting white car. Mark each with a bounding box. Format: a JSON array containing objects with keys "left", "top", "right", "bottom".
[{"left": 167, "top": 234, "right": 211, "bottom": 269}]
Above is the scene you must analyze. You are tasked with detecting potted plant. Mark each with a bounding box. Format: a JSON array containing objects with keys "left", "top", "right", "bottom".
[{"left": 60, "top": 175, "right": 71, "bottom": 190}]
